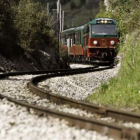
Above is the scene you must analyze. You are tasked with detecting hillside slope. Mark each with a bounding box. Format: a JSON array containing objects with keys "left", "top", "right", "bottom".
[
  {"left": 39, "top": 0, "right": 100, "bottom": 28},
  {"left": 88, "top": 0, "right": 140, "bottom": 112}
]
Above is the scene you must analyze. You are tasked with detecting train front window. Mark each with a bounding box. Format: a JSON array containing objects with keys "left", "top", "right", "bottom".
[{"left": 91, "top": 25, "right": 117, "bottom": 35}]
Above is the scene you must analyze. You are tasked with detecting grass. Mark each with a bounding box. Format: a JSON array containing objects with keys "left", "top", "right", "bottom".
[{"left": 87, "top": 31, "right": 140, "bottom": 112}]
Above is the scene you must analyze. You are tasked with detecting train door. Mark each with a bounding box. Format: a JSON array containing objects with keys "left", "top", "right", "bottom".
[
  {"left": 67, "top": 38, "right": 71, "bottom": 55},
  {"left": 84, "top": 25, "right": 89, "bottom": 57}
]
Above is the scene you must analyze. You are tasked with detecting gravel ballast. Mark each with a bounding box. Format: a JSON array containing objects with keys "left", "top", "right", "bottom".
[
  {"left": 0, "top": 99, "right": 114, "bottom": 140},
  {"left": 0, "top": 62, "right": 124, "bottom": 140},
  {"left": 38, "top": 64, "right": 121, "bottom": 100}
]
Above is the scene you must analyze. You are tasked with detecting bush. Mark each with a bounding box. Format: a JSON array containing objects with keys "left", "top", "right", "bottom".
[
  {"left": 70, "top": 1, "right": 76, "bottom": 9},
  {"left": 14, "top": 0, "right": 57, "bottom": 52},
  {"left": 0, "top": 0, "right": 21, "bottom": 58},
  {"left": 88, "top": 0, "right": 140, "bottom": 111},
  {"left": 59, "top": 46, "right": 70, "bottom": 69},
  {"left": 0, "top": 0, "right": 58, "bottom": 58}
]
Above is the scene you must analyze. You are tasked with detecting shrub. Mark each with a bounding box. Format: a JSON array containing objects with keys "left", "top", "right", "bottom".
[
  {"left": 70, "top": 1, "right": 76, "bottom": 9},
  {"left": 14, "top": 0, "right": 57, "bottom": 52},
  {"left": 0, "top": 0, "right": 20, "bottom": 58}
]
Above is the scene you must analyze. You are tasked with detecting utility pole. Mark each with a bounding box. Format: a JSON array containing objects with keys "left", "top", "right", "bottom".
[
  {"left": 60, "top": 4, "right": 62, "bottom": 32},
  {"left": 56, "top": 0, "right": 65, "bottom": 55},
  {"left": 57, "top": 0, "right": 60, "bottom": 55},
  {"left": 62, "top": 10, "right": 64, "bottom": 31}
]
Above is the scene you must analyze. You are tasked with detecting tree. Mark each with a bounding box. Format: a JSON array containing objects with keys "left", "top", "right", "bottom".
[
  {"left": 14, "top": 0, "right": 57, "bottom": 52},
  {"left": 74, "top": 0, "right": 81, "bottom": 7},
  {"left": 0, "top": 0, "right": 19, "bottom": 57}
]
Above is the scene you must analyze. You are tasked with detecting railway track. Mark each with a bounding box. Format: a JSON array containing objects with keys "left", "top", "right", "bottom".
[{"left": 0, "top": 66, "right": 140, "bottom": 139}]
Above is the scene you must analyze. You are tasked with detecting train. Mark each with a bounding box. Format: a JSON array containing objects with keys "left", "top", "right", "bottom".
[{"left": 60, "top": 18, "right": 120, "bottom": 64}]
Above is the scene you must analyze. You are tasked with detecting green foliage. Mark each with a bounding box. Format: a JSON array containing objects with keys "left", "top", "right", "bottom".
[
  {"left": 61, "top": 0, "right": 71, "bottom": 5},
  {"left": 88, "top": 31, "right": 140, "bottom": 112},
  {"left": 95, "top": 1, "right": 112, "bottom": 19},
  {"left": 88, "top": 0, "right": 140, "bottom": 111},
  {"left": 70, "top": 1, "right": 76, "bottom": 9},
  {"left": 0, "top": 0, "right": 20, "bottom": 57},
  {"left": 108, "top": 0, "right": 140, "bottom": 34},
  {"left": 96, "top": 0, "right": 140, "bottom": 44},
  {"left": 81, "top": 0, "right": 85, "bottom": 4},
  {"left": 14, "top": 0, "right": 57, "bottom": 51},
  {"left": 70, "top": 0, "right": 85, "bottom": 9},
  {"left": 0, "top": 0, "right": 58, "bottom": 58},
  {"left": 59, "top": 47, "right": 69, "bottom": 68},
  {"left": 74, "top": 0, "right": 81, "bottom": 7},
  {"left": 59, "top": 47, "right": 68, "bottom": 61},
  {"left": 63, "top": 0, "right": 99, "bottom": 28}
]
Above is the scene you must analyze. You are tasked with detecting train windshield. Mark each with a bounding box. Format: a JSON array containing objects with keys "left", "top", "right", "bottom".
[{"left": 91, "top": 24, "right": 117, "bottom": 35}]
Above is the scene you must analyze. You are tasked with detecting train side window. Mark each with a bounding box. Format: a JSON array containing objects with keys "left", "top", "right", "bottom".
[
  {"left": 79, "top": 32, "right": 81, "bottom": 44},
  {"left": 76, "top": 32, "right": 81, "bottom": 44},
  {"left": 77, "top": 33, "right": 79, "bottom": 44},
  {"left": 69, "top": 33, "right": 73, "bottom": 46},
  {"left": 75, "top": 34, "right": 77, "bottom": 43},
  {"left": 75, "top": 32, "right": 81, "bottom": 44},
  {"left": 72, "top": 33, "right": 75, "bottom": 44},
  {"left": 84, "top": 26, "right": 89, "bottom": 34},
  {"left": 64, "top": 35, "right": 67, "bottom": 45},
  {"left": 75, "top": 33, "right": 78, "bottom": 44}
]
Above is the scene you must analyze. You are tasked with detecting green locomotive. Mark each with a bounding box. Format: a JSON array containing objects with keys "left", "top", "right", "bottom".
[{"left": 61, "top": 18, "right": 120, "bottom": 64}]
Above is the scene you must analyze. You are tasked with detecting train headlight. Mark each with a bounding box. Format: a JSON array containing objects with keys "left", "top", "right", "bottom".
[
  {"left": 110, "top": 40, "right": 115, "bottom": 45},
  {"left": 93, "top": 40, "right": 98, "bottom": 45},
  {"left": 101, "top": 20, "right": 104, "bottom": 23}
]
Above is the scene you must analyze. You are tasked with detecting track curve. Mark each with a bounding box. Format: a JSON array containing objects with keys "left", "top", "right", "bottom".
[{"left": 1, "top": 66, "right": 140, "bottom": 139}]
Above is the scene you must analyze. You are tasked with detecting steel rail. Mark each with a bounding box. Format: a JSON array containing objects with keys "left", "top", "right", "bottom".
[
  {"left": 0, "top": 66, "right": 98, "bottom": 79},
  {"left": 28, "top": 67, "right": 140, "bottom": 124},
  {"left": 0, "top": 93, "right": 140, "bottom": 140},
  {"left": 1, "top": 66, "right": 140, "bottom": 139}
]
